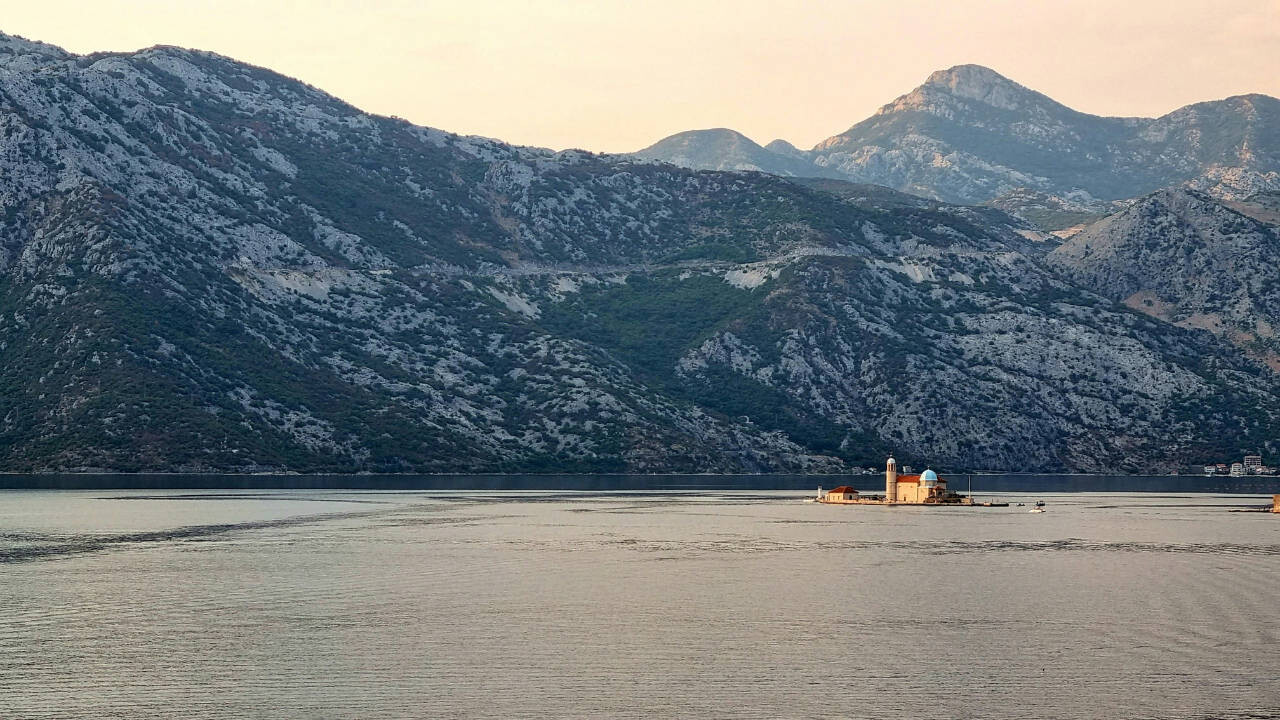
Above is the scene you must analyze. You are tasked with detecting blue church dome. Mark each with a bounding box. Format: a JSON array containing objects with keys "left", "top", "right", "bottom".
[{"left": 920, "top": 469, "right": 938, "bottom": 486}]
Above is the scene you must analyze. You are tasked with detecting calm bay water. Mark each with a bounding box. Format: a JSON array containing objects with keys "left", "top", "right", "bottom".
[
  {"left": 2, "top": 486, "right": 1279, "bottom": 719},
  {"left": 4, "top": 472, "right": 1280, "bottom": 493}
]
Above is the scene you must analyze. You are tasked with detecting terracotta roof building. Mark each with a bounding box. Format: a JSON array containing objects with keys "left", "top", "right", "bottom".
[{"left": 819, "top": 458, "right": 971, "bottom": 505}]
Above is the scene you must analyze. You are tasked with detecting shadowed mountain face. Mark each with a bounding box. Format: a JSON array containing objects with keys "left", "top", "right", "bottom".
[
  {"left": 634, "top": 64, "right": 1280, "bottom": 208},
  {"left": 1049, "top": 188, "right": 1280, "bottom": 371},
  {"left": 1, "top": 33, "right": 1278, "bottom": 473}
]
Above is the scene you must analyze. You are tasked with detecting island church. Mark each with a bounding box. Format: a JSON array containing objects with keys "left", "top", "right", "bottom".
[{"left": 819, "top": 456, "right": 970, "bottom": 505}]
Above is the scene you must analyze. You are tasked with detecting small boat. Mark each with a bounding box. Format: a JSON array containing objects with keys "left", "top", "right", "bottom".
[{"left": 1030, "top": 500, "right": 1046, "bottom": 513}]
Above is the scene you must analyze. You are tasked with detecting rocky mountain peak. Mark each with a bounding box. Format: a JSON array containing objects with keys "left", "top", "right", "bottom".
[
  {"left": 636, "top": 61, "right": 1280, "bottom": 206},
  {"left": 634, "top": 128, "right": 829, "bottom": 176},
  {"left": 1060, "top": 187, "right": 1217, "bottom": 244},
  {"left": 1122, "top": 187, "right": 1250, "bottom": 224},
  {"left": 925, "top": 63, "right": 1010, "bottom": 87},
  {"left": 672, "top": 127, "right": 752, "bottom": 143},
  {"left": 1049, "top": 186, "right": 1280, "bottom": 371},
  {"left": 910, "top": 64, "right": 1054, "bottom": 113},
  {"left": 764, "top": 138, "right": 804, "bottom": 157}
]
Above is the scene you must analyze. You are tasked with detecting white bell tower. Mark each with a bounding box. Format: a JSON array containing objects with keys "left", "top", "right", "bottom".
[{"left": 885, "top": 455, "right": 898, "bottom": 503}]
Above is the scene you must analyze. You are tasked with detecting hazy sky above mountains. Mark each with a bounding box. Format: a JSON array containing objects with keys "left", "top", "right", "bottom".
[{"left": 9, "top": 0, "right": 1280, "bottom": 152}]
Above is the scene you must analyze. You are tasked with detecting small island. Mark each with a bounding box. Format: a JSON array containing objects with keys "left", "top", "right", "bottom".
[{"left": 819, "top": 456, "right": 975, "bottom": 505}]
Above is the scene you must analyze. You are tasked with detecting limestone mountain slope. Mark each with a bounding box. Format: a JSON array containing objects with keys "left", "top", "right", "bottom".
[
  {"left": 1048, "top": 188, "right": 1280, "bottom": 371},
  {"left": 1, "top": 33, "right": 1277, "bottom": 472},
  {"left": 981, "top": 188, "right": 1121, "bottom": 235},
  {"left": 635, "top": 64, "right": 1280, "bottom": 209}
]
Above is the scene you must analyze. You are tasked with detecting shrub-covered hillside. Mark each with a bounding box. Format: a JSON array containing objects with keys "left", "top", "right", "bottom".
[{"left": 1, "top": 33, "right": 1277, "bottom": 472}]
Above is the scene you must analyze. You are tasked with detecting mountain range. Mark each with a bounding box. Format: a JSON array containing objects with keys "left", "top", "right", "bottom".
[
  {"left": 1049, "top": 188, "right": 1280, "bottom": 371},
  {"left": 1, "top": 32, "right": 1277, "bottom": 473},
  {"left": 635, "top": 64, "right": 1280, "bottom": 226}
]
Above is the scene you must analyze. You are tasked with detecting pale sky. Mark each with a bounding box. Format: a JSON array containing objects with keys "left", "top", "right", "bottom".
[{"left": 5, "top": 0, "right": 1279, "bottom": 153}]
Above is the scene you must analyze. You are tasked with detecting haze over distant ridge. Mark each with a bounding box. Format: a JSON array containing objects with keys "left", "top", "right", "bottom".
[{"left": 636, "top": 64, "right": 1280, "bottom": 207}]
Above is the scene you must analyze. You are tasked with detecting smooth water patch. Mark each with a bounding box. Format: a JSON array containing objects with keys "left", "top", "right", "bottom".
[{"left": 2, "top": 490, "right": 1278, "bottom": 719}]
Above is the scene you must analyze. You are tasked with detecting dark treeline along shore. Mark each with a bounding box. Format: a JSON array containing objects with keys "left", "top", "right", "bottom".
[{"left": 3, "top": 473, "right": 1280, "bottom": 494}]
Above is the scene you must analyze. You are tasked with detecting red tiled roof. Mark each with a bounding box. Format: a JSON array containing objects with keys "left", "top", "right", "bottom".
[{"left": 826, "top": 486, "right": 858, "bottom": 494}]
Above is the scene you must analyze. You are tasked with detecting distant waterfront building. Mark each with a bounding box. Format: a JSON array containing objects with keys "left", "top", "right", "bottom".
[
  {"left": 1230, "top": 463, "right": 1245, "bottom": 477},
  {"left": 1202, "top": 465, "right": 1217, "bottom": 475},
  {"left": 1216, "top": 464, "right": 1230, "bottom": 474},
  {"left": 1244, "top": 455, "right": 1263, "bottom": 471},
  {"left": 822, "top": 486, "right": 860, "bottom": 503}
]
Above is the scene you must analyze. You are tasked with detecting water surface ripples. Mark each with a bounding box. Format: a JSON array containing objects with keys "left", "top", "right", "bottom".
[{"left": 2, "top": 490, "right": 1278, "bottom": 719}]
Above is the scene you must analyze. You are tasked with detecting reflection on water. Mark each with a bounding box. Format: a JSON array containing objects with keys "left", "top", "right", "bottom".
[{"left": 1, "top": 490, "right": 1278, "bottom": 719}]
